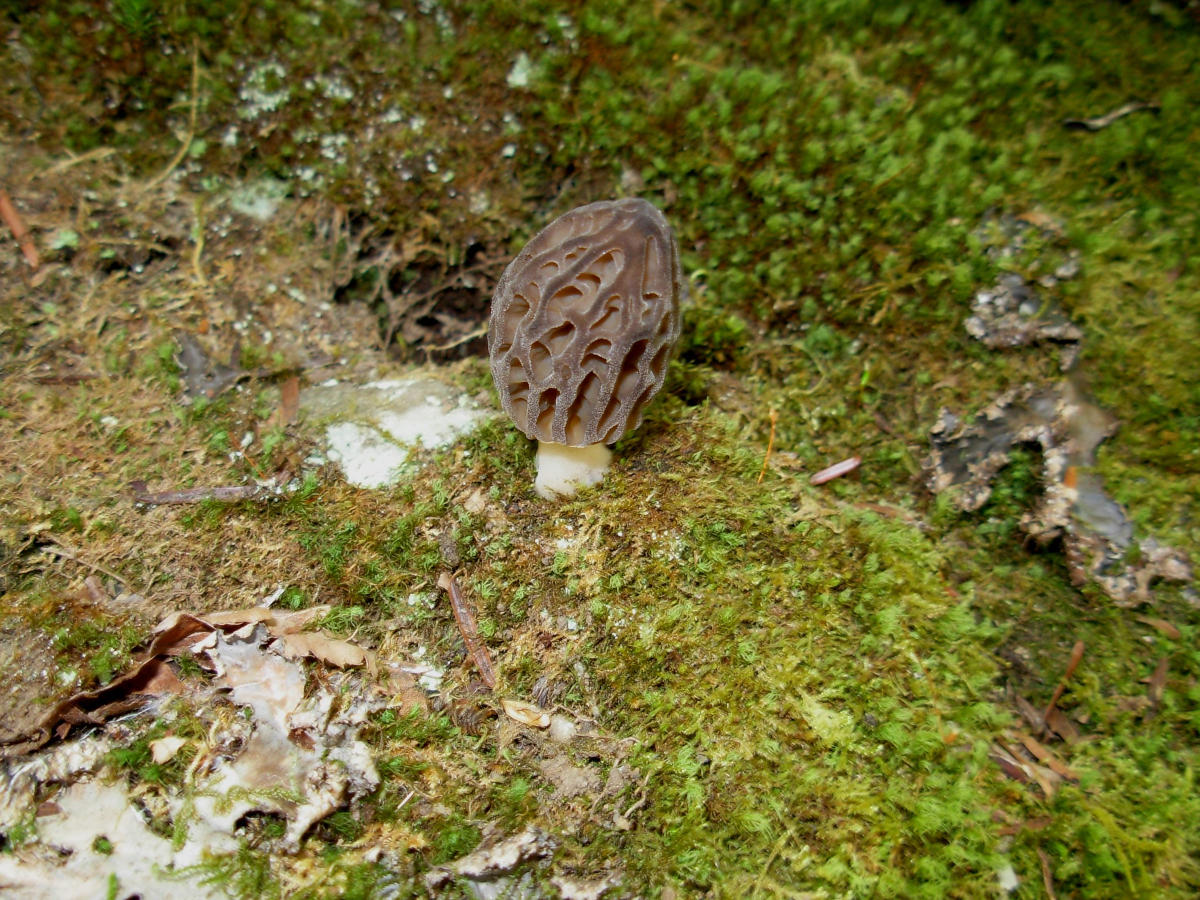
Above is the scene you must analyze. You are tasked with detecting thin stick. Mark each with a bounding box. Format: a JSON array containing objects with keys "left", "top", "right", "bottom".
[
  {"left": 146, "top": 41, "right": 200, "bottom": 188},
  {"left": 40, "top": 535, "right": 136, "bottom": 591},
  {"left": 0, "top": 188, "right": 39, "bottom": 269},
  {"left": 129, "top": 479, "right": 275, "bottom": 505},
  {"left": 756, "top": 409, "right": 778, "bottom": 484},
  {"left": 438, "top": 573, "right": 497, "bottom": 689}
]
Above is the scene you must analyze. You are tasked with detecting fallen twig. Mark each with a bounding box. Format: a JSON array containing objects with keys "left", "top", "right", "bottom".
[
  {"left": 438, "top": 572, "right": 497, "bottom": 689},
  {"left": 0, "top": 187, "right": 40, "bottom": 269},
  {"left": 129, "top": 479, "right": 278, "bottom": 505},
  {"left": 1063, "top": 99, "right": 1159, "bottom": 132},
  {"left": 810, "top": 455, "right": 861, "bottom": 486}
]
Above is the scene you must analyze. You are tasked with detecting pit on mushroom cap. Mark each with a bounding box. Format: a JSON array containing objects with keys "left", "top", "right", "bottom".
[{"left": 488, "top": 198, "right": 686, "bottom": 498}]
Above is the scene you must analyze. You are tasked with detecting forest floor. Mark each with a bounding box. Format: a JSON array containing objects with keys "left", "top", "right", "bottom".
[{"left": 1, "top": 2, "right": 1198, "bottom": 898}]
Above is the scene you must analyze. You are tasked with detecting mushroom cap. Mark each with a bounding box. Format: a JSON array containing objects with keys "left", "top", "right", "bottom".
[{"left": 488, "top": 198, "right": 686, "bottom": 447}]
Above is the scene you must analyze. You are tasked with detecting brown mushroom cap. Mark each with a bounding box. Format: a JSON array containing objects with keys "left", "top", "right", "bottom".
[{"left": 488, "top": 198, "right": 685, "bottom": 447}]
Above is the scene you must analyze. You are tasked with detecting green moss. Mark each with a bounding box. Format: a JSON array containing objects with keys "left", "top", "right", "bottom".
[{"left": 6, "top": 0, "right": 1199, "bottom": 896}]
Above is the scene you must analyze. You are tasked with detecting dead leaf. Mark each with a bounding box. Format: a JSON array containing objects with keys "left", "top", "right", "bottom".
[
  {"left": 1043, "top": 707, "right": 1081, "bottom": 744},
  {"left": 1143, "top": 657, "right": 1169, "bottom": 706},
  {"left": 1015, "top": 208, "right": 1065, "bottom": 234},
  {"left": 1016, "top": 733, "right": 1078, "bottom": 781},
  {"left": 150, "top": 735, "right": 189, "bottom": 764},
  {"left": 501, "top": 698, "right": 550, "bottom": 728},
  {"left": 384, "top": 666, "right": 429, "bottom": 714},
  {"left": 1014, "top": 694, "right": 1045, "bottom": 732},
  {"left": 2, "top": 654, "right": 188, "bottom": 757},
  {"left": 277, "top": 375, "right": 300, "bottom": 425},
  {"left": 1135, "top": 616, "right": 1181, "bottom": 640},
  {"left": 274, "top": 631, "right": 371, "bottom": 669},
  {"left": 201, "top": 608, "right": 278, "bottom": 627}
]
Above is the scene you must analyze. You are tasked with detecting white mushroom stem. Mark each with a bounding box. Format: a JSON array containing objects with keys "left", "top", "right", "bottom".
[{"left": 534, "top": 442, "right": 612, "bottom": 499}]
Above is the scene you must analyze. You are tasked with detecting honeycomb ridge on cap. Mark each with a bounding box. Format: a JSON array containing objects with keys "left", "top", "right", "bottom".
[{"left": 488, "top": 198, "right": 685, "bottom": 447}]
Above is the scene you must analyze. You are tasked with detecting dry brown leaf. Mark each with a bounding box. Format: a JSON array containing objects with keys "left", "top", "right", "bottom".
[
  {"left": 2, "top": 654, "right": 189, "bottom": 757},
  {"left": 1016, "top": 733, "right": 1078, "bottom": 781},
  {"left": 1143, "top": 657, "right": 1169, "bottom": 706},
  {"left": 275, "top": 631, "right": 371, "bottom": 669},
  {"left": 1136, "top": 616, "right": 1181, "bottom": 640},
  {"left": 1044, "top": 707, "right": 1081, "bottom": 744},
  {"left": 201, "top": 608, "right": 277, "bottom": 627},
  {"left": 277, "top": 375, "right": 300, "bottom": 425},
  {"left": 385, "top": 667, "right": 429, "bottom": 715},
  {"left": 989, "top": 743, "right": 1031, "bottom": 784},
  {"left": 1014, "top": 694, "right": 1045, "bottom": 731},
  {"left": 1027, "top": 761, "right": 1062, "bottom": 799},
  {"left": 501, "top": 698, "right": 550, "bottom": 728},
  {"left": 267, "top": 605, "right": 332, "bottom": 636},
  {"left": 1015, "top": 208, "right": 1065, "bottom": 234}
]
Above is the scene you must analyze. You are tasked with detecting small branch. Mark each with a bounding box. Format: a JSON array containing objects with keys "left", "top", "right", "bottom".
[
  {"left": 0, "top": 188, "right": 39, "bottom": 269},
  {"left": 438, "top": 573, "right": 497, "bottom": 689},
  {"left": 129, "top": 479, "right": 278, "bottom": 505}
]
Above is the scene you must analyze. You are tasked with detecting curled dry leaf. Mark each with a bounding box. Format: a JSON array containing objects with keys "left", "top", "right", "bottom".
[
  {"left": 275, "top": 631, "right": 372, "bottom": 669},
  {"left": 1016, "top": 733, "right": 1078, "bottom": 781},
  {"left": 501, "top": 698, "right": 551, "bottom": 728}
]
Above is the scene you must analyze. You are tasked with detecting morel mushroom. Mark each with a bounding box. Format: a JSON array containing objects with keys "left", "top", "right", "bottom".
[{"left": 488, "top": 198, "right": 685, "bottom": 498}]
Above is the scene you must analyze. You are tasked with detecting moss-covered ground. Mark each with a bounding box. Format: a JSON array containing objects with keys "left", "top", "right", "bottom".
[{"left": 1, "top": 1, "right": 1198, "bottom": 896}]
